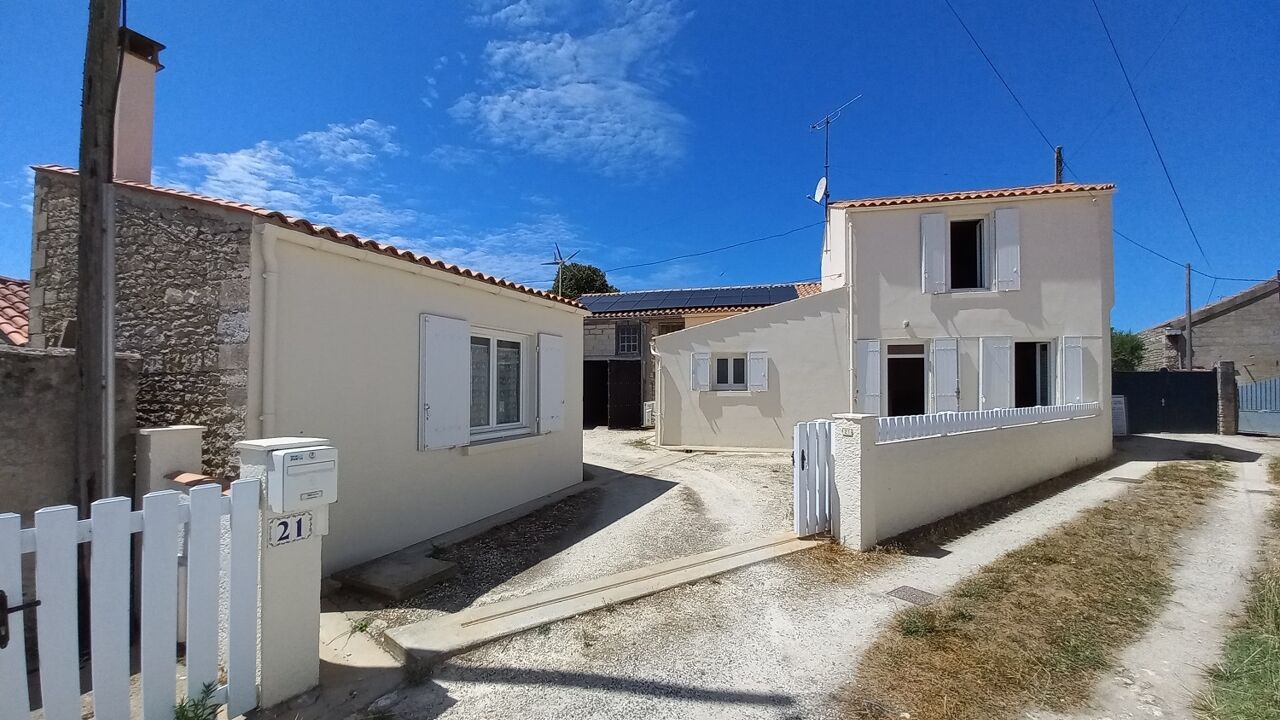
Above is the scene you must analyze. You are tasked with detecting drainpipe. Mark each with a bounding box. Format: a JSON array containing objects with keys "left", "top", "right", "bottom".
[
  {"left": 260, "top": 225, "right": 279, "bottom": 436},
  {"left": 845, "top": 213, "right": 856, "bottom": 414}
]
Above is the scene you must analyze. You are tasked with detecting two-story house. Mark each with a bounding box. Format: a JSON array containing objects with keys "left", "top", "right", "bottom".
[{"left": 653, "top": 182, "right": 1115, "bottom": 450}]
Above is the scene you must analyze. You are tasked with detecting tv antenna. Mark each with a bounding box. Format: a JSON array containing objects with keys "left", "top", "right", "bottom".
[
  {"left": 541, "top": 243, "right": 580, "bottom": 297},
  {"left": 808, "top": 94, "right": 862, "bottom": 206}
]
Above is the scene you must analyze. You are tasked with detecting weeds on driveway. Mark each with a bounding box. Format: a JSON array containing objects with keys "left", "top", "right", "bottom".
[
  {"left": 841, "top": 461, "right": 1229, "bottom": 720},
  {"left": 1196, "top": 457, "right": 1280, "bottom": 720}
]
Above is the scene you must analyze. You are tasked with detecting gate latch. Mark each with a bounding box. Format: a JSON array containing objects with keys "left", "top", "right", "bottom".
[{"left": 0, "top": 590, "right": 41, "bottom": 650}]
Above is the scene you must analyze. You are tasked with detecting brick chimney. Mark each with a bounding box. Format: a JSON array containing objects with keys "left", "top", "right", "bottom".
[{"left": 113, "top": 29, "right": 164, "bottom": 184}]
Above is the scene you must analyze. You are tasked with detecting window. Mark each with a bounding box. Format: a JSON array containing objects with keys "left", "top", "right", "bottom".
[
  {"left": 469, "top": 330, "right": 528, "bottom": 436},
  {"left": 616, "top": 324, "right": 640, "bottom": 355},
  {"left": 885, "top": 344, "right": 926, "bottom": 416},
  {"left": 1014, "top": 341, "right": 1053, "bottom": 407},
  {"left": 949, "top": 219, "right": 987, "bottom": 290},
  {"left": 713, "top": 354, "right": 747, "bottom": 390}
]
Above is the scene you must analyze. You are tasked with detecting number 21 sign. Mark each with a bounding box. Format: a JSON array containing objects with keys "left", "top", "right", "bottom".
[{"left": 268, "top": 512, "right": 313, "bottom": 547}]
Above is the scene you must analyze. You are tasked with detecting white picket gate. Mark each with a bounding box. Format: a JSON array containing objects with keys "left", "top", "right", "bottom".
[
  {"left": 793, "top": 420, "right": 834, "bottom": 536},
  {"left": 0, "top": 479, "right": 261, "bottom": 720}
]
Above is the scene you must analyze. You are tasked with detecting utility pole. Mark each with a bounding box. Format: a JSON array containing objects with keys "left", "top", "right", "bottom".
[
  {"left": 1054, "top": 146, "right": 1064, "bottom": 184},
  {"left": 1184, "top": 263, "right": 1194, "bottom": 370},
  {"left": 77, "top": 0, "right": 122, "bottom": 510}
]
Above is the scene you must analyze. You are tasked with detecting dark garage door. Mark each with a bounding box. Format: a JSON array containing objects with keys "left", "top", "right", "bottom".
[
  {"left": 607, "top": 359, "right": 643, "bottom": 429},
  {"left": 1113, "top": 370, "right": 1217, "bottom": 434},
  {"left": 583, "top": 361, "right": 609, "bottom": 428}
]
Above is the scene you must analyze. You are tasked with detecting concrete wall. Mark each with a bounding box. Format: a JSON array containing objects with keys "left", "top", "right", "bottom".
[
  {"left": 264, "top": 226, "right": 586, "bottom": 574},
  {"left": 845, "top": 193, "right": 1114, "bottom": 410},
  {"left": 0, "top": 346, "right": 140, "bottom": 515},
  {"left": 1138, "top": 284, "right": 1280, "bottom": 382},
  {"left": 831, "top": 410, "right": 1112, "bottom": 548},
  {"left": 654, "top": 289, "right": 850, "bottom": 449},
  {"left": 30, "top": 172, "right": 254, "bottom": 477}
]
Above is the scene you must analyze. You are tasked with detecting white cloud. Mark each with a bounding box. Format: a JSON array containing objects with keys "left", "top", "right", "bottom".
[
  {"left": 471, "top": 0, "right": 572, "bottom": 28},
  {"left": 426, "top": 144, "right": 489, "bottom": 170},
  {"left": 294, "top": 120, "right": 402, "bottom": 167},
  {"left": 453, "top": 0, "right": 690, "bottom": 177}
]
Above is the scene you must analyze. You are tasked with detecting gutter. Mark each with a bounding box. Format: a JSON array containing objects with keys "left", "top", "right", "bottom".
[{"left": 259, "top": 222, "right": 279, "bottom": 436}]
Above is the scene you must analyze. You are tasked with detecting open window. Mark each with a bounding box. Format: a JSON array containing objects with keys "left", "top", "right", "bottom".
[
  {"left": 949, "top": 219, "right": 987, "bottom": 291},
  {"left": 885, "top": 343, "right": 926, "bottom": 416},
  {"left": 1013, "top": 341, "right": 1053, "bottom": 407}
]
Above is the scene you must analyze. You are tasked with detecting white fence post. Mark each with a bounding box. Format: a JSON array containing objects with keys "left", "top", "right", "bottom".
[{"left": 236, "top": 437, "right": 333, "bottom": 709}]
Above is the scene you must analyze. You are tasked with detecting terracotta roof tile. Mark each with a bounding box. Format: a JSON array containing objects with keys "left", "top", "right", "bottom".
[
  {"left": 829, "top": 182, "right": 1115, "bottom": 209},
  {"left": 0, "top": 275, "right": 29, "bottom": 346},
  {"left": 33, "top": 165, "right": 584, "bottom": 310},
  {"left": 794, "top": 281, "right": 823, "bottom": 298}
]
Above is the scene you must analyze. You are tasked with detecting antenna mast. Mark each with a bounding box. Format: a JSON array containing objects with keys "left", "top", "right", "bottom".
[{"left": 809, "top": 94, "right": 862, "bottom": 207}]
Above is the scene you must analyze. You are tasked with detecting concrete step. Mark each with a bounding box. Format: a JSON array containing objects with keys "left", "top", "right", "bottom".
[
  {"left": 384, "top": 532, "right": 827, "bottom": 667},
  {"left": 334, "top": 546, "right": 458, "bottom": 601}
]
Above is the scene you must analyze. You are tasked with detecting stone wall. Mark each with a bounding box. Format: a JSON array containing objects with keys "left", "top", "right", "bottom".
[
  {"left": 583, "top": 319, "right": 617, "bottom": 358},
  {"left": 1137, "top": 286, "right": 1280, "bottom": 381},
  {"left": 1137, "top": 326, "right": 1179, "bottom": 371},
  {"left": 29, "top": 171, "right": 253, "bottom": 477}
]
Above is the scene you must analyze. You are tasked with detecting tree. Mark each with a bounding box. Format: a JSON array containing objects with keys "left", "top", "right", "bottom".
[
  {"left": 1111, "top": 327, "right": 1145, "bottom": 371},
  {"left": 552, "top": 262, "right": 617, "bottom": 299}
]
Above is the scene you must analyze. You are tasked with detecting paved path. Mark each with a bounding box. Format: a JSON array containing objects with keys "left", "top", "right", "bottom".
[
  {"left": 1035, "top": 433, "right": 1278, "bottom": 720},
  {"left": 374, "top": 435, "right": 1188, "bottom": 719}
]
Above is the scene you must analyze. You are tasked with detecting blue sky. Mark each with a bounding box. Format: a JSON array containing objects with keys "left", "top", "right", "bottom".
[{"left": 0, "top": 0, "right": 1276, "bottom": 330}]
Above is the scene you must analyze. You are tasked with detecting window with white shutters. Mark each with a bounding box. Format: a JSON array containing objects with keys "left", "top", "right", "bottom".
[
  {"left": 930, "top": 337, "right": 960, "bottom": 412},
  {"left": 747, "top": 351, "right": 769, "bottom": 392},
  {"left": 712, "top": 354, "right": 748, "bottom": 390},
  {"left": 920, "top": 213, "right": 947, "bottom": 294},
  {"left": 538, "top": 333, "right": 565, "bottom": 433},
  {"left": 994, "top": 207, "right": 1021, "bottom": 291},
  {"left": 419, "top": 314, "right": 471, "bottom": 450},
  {"left": 980, "top": 336, "right": 1013, "bottom": 410},
  {"left": 856, "top": 339, "right": 882, "bottom": 414},
  {"left": 691, "top": 352, "right": 711, "bottom": 391}
]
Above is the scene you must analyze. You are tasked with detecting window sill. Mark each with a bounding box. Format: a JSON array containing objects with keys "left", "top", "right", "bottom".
[{"left": 461, "top": 432, "right": 543, "bottom": 455}]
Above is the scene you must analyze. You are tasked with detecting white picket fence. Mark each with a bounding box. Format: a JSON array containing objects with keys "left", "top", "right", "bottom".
[
  {"left": 0, "top": 480, "right": 260, "bottom": 720},
  {"left": 793, "top": 420, "right": 834, "bottom": 536},
  {"left": 875, "top": 402, "right": 1102, "bottom": 444}
]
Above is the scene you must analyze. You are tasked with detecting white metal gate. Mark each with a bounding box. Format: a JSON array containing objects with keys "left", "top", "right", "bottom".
[
  {"left": 0, "top": 480, "right": 261, "bottom": 720},
  {"left": 793, "top": 420, "right": 833, "bottom": 536}
]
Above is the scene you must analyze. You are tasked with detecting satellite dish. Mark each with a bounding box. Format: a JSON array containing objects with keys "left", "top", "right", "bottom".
[{"left": 811, "top": 176, "right": 828, "bottom": 204}]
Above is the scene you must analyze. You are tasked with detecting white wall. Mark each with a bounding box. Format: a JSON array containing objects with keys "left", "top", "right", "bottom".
[
  {"left": 843, "top": 193, "right": 1115, "bottom": 411},
  {"left": 654, "top": 289, "right": 850, "bottom": 449},
  {"left": 831, "top": 411, "right": 1112, "bottom": 549},
  {"left": 262, "top": 227, "right": 585, "bottom": 574}
]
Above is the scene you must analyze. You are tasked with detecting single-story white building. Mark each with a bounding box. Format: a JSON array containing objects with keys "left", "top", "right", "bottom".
[{"left": 26, "top": 31, "right": 587, "bottom": 574}]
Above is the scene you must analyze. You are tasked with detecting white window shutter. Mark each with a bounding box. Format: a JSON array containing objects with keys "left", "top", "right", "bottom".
[
  {"left": 747, "top": 351, "right": 768, "bottom": 391},
  {"left": 920, "top": 212, "right": 947, "bottom": 294},
  {"left": 1062, "top": 336, "right": 1084, "bottom": 404},
  {"left": 979, "top": 336, "right": 1013, "bottom": 410},
  {"left": 538, "top": 333, "right": 565, "bottom": 433},
  {"left": 856, "top": 340, "right": 881, "bottom": 414},
  {"left": 994, "top": 208, "right": 1021, "bottom": 291},
  {"left": 419, "top": 314, "right": 471, "bottom": 450},
  {"left": 931, "top": 337, "right": 960, "bottom": 412},
  {"left": 691, "top": 352, "right": 710, "bottom": 391}
]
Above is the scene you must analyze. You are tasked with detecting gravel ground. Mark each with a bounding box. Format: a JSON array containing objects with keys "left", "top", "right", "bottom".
[
  {"left": 370, "top": 435, "right": 1204, "bottom": 720},
  {"left": 371, "top": 429, "right": 794, "bottom": 630}
]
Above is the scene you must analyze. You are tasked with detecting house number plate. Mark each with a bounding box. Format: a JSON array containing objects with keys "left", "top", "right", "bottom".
[{"left": 268, "top": 512, "right": 313, "bottom": 547}]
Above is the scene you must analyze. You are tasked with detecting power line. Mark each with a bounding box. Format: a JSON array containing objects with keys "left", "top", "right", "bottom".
[
  {"left": 1113, "top": 229, "right": 1272, "bottom": 283},
  {"left": 1089, "top": 0, "right": 1212, "bottom": 269},
  {"left": 520, "top": 220, "right": 826, "bottom": 285},
  {"left": 941, "top": 0, "right": 1057, "bottom": 154}
]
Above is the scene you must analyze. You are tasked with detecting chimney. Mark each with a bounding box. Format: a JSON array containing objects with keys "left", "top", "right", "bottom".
[{"left": 113, "top": 29, "right": 164, "bottom": 184}]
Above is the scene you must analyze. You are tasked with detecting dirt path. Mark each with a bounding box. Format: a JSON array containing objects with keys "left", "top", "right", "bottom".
[
  {"left": 377, "top": 437, "right": 1178, "bottom": 719},
  {"left": 1034, "top": 434, "right": 1278, "bottom": 720}
]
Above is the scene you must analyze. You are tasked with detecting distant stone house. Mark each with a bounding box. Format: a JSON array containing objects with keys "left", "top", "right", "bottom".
[
  {"left": 0, "top": 276, "right": 29, "bottom": 346},
  {"left": 1137, "top": 278, "right": 1280, "bottom": 381},
  {"left": 578, "top": 282, "right": 820, "bottom": 427}
]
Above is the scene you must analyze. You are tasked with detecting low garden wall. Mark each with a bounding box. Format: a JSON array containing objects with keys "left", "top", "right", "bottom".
[{"left": 830, "top": 408, "right": 1112, "bottom": 549}]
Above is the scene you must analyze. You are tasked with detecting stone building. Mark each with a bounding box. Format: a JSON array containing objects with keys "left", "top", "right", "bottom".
[
  {"left": 1137, "top": 278, "right": 1280, "bottom": 382},
  {"left": 579, "top": 282, "right": 820, "bottom": 428}
]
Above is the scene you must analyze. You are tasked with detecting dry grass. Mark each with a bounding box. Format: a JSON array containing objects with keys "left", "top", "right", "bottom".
[
  {"left": 1195, "top": 457, "right": 1280, "bottom": 720},
  {"left": 784, "top": 541, "right": 900, "bottom": 583},
  {"left": 842, "top": 460, "right": 1230, "bottom": 720}
]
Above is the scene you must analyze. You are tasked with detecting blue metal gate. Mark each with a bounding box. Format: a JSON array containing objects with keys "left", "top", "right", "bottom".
[{"left": 1240, "top": 376, "right": 1280, "bottom": 436}]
